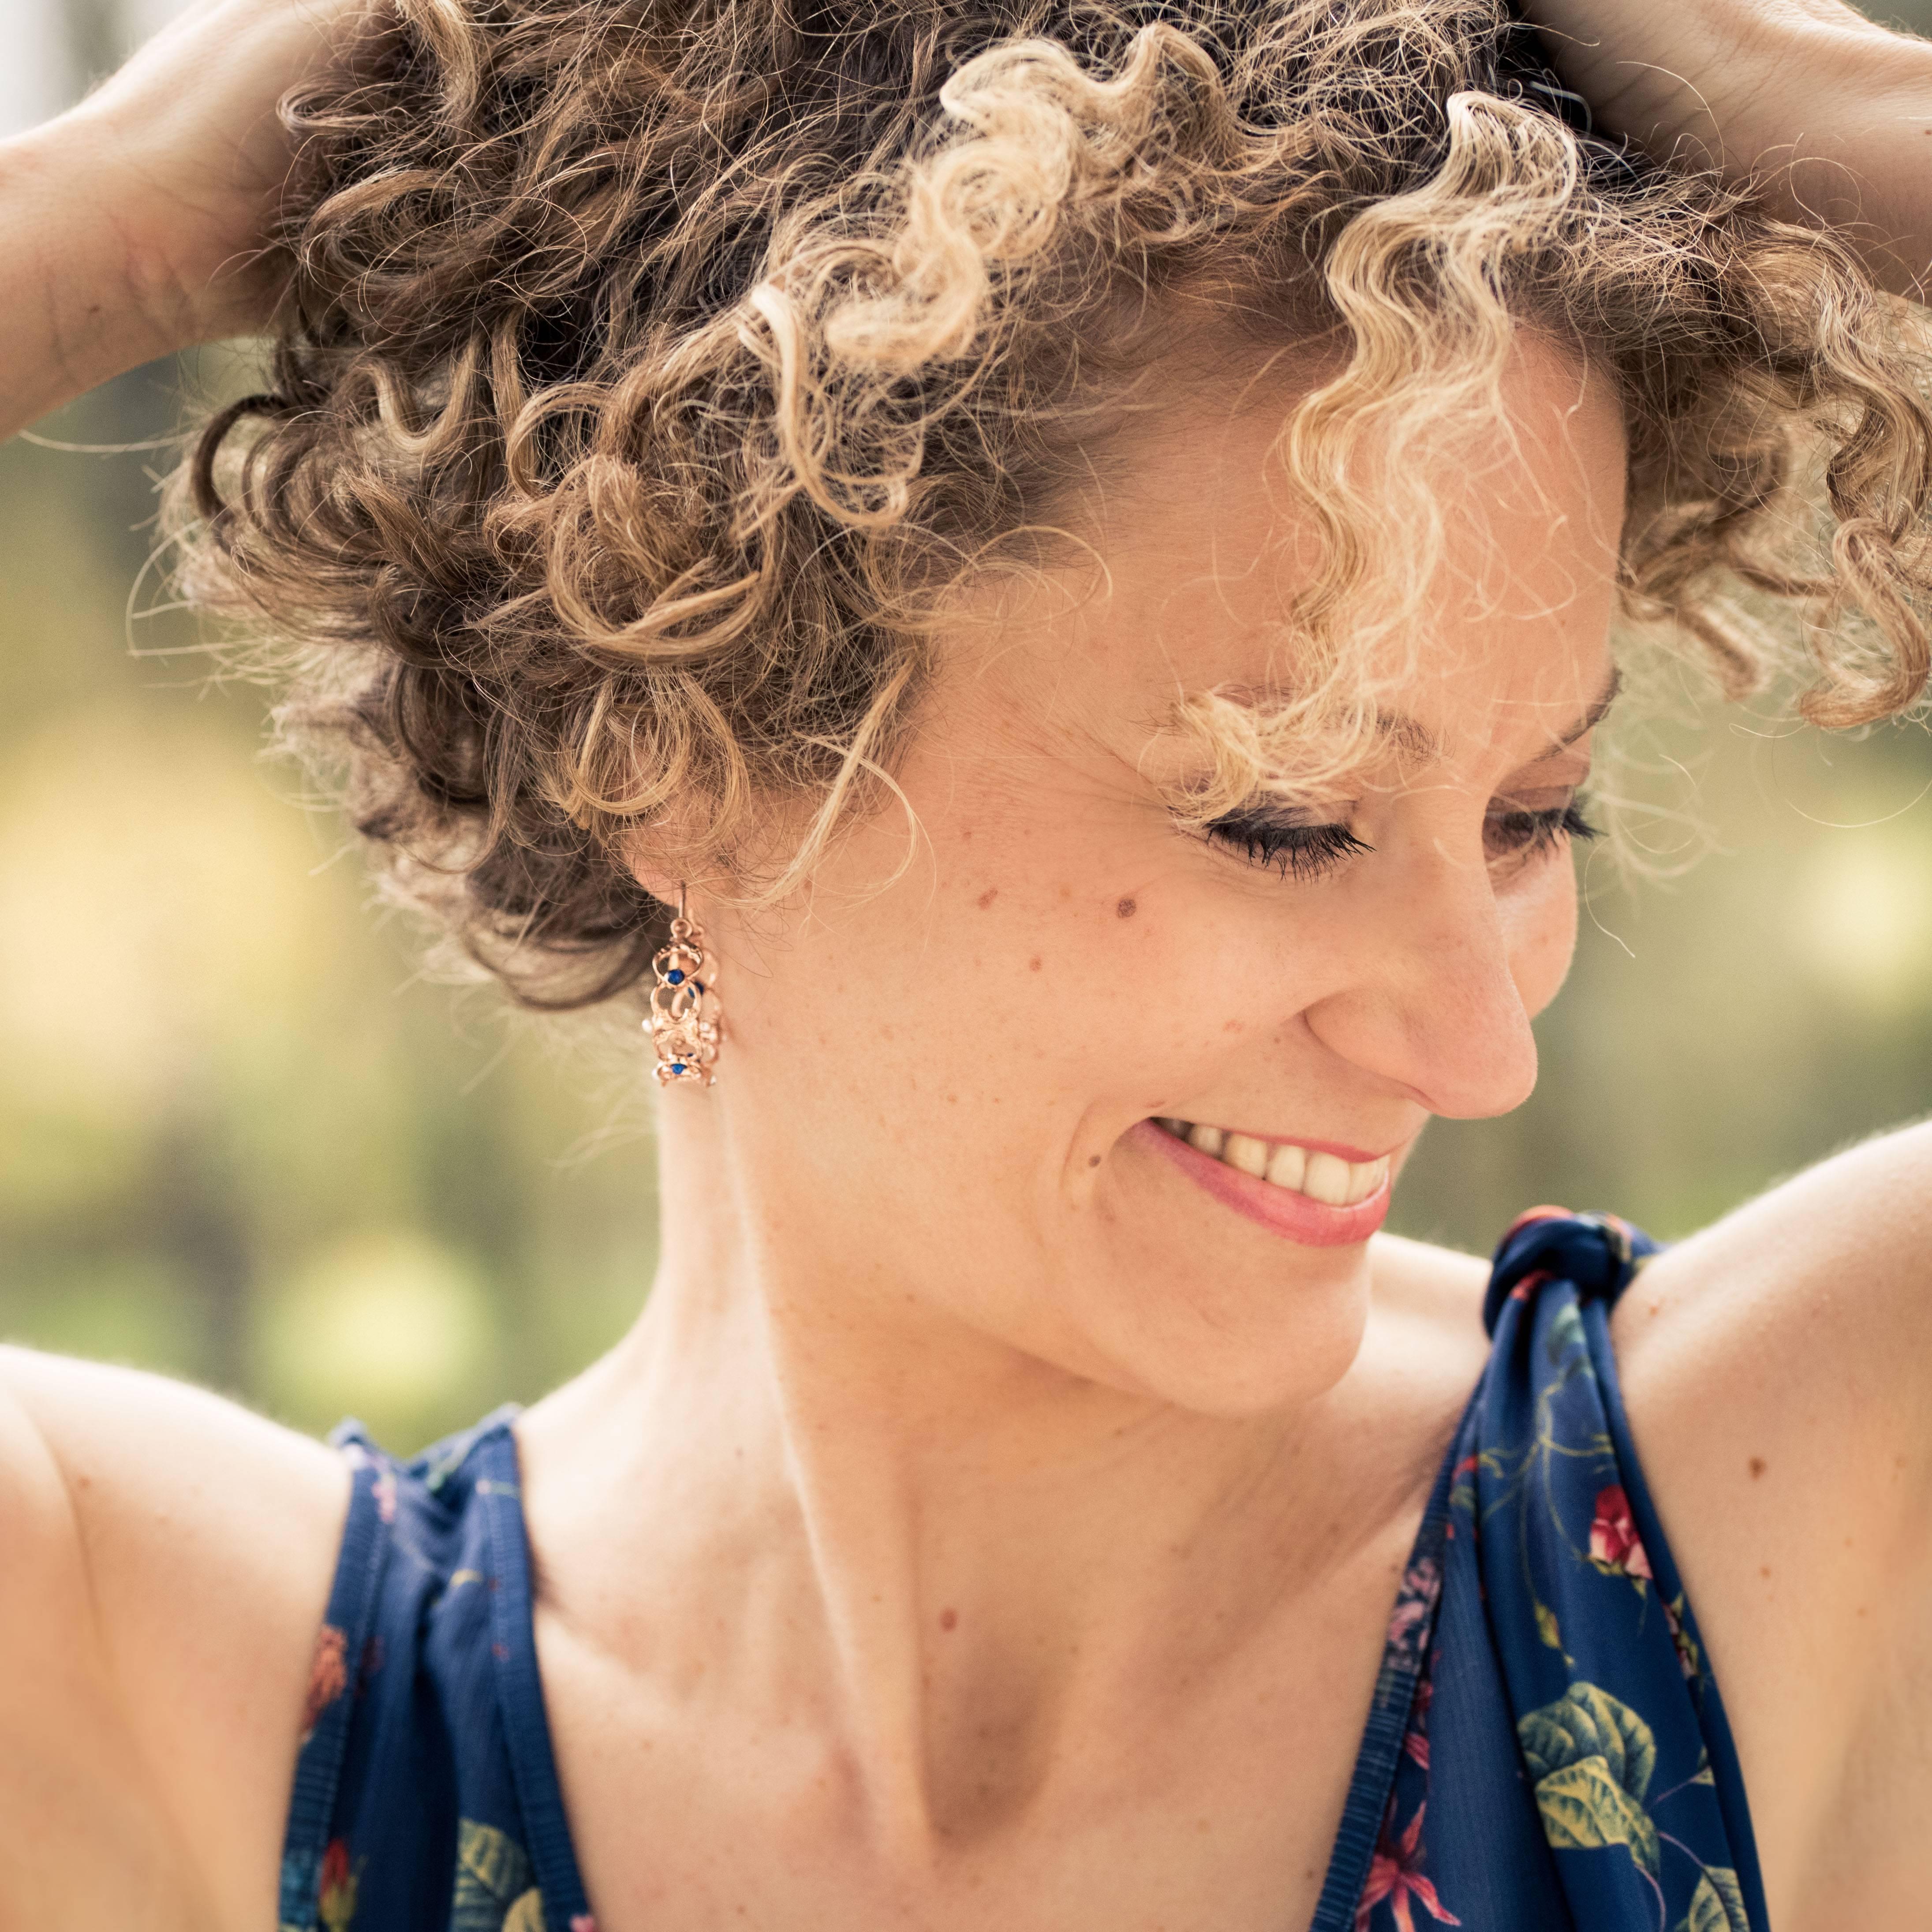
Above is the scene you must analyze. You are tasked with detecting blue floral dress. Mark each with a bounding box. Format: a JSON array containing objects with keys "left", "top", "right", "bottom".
[{"left": 278, "top": 1210, "right": 1766, "bottom": 1932}]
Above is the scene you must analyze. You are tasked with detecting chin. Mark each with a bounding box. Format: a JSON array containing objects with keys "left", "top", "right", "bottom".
[{"left": 1065, "top": 1246, "right": 1377, "bottom": 1417}]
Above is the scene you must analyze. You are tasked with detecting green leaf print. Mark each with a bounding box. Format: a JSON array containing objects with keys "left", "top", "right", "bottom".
[
  {"left": 1518, "top": 1682, "right": 1662, "bottom": 1880},
  {"left": 1677, "top": 1867, "right": 1749, "bottom": 1932},
  {"left": 1519, "top": 1682, "right": 1657, "bottom": 1800},
  {"left": 502, "top": 1891, "right": 548, "bottom": 1932},
  {"left": 1531, "top": 1757, "right": 1660, "bottom": 1878},
  {"left": 452, "top": 1820, "right": 540, "bottom": 1932}
]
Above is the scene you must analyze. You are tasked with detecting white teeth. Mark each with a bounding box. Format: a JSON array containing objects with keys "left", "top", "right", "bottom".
[
  {"left": 1160, "top": 1118, "right": 1390, "bottom": 1209},
  {"left": 1265, "top": 1141, "right": 1307, "bottom": 1191},
  {"left": 1222, "top": 1133, "right": 1270, "bottom": 1177},
  {"left": 1302, "top": 1150, "right": 1351, "bottom": 1206}
]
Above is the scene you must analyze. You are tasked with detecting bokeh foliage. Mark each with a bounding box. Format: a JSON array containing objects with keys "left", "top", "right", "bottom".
[
  {"left": 4, "top": 0, "right": 1932, "bottom": 1453},
  {"left": 2, "top": 355, "right": 657, "bottom": 1452}
]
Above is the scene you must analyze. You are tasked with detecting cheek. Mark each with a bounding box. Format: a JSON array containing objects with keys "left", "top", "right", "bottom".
[{"left": 1506, "top": 856, "right": 1581, "bottom": 1020}]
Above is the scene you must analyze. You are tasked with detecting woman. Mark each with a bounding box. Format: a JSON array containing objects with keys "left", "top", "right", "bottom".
[{"left": 2, "top": 0, "right": 1929, "bottom": 1927}]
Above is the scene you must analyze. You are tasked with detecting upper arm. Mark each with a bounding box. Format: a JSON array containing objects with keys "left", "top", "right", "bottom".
[
  {"left": 0, "top": 1346, "right": 351, "bottom": 1929},
  {"left": 1609, "top": 1120, "right": 1932, "bottom": 1922},
  {"left": 0, "top": 1364, "right": 223, "bottom": 1926}
]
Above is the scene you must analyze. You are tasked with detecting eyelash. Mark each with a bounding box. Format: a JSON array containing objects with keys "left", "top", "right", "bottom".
[
  {"left": 1203, "top": 818, "right": 1374, "bottom": 880},
  {"left": 1485, "top": 802, "right": 1603, "bottom": 863},
  {"left": 1201, "top": 800, "right": 1601, "bottom": 880}
]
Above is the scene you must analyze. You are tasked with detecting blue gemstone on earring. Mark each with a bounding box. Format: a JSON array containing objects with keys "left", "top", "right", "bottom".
[
  {"left": 667, "top": 968, "right": 685, "bottom": 985},
  {"left": 692, "top": 981, "right": 704, "bottom": 994},
  {"left": 672, "top": 1061, "right": 688, "bottom": 1074}
]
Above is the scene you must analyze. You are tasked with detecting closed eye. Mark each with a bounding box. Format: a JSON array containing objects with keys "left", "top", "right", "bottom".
[
  {"left": 1198, "top": 795, "right": 1600, "bottom": 880},
  {"left": 1199, "top": 813, "right": 1373, "bottom": 880},
  {"left": 1484, "top": 800, "right": 1601, "bottom": 863}
]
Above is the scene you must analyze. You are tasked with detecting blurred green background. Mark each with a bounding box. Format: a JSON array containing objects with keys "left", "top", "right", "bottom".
[{"left": 5, "top": 0, "right": 1932, "bottom": 1455}]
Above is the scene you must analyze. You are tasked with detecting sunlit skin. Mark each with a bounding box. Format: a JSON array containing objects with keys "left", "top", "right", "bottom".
[
  {"left": 625, "top": 344, "right": 1614, "bottom": 1416},
  {"left": 506, "top": 336, "right": 1623, "bottom": 1925},
  {"left": 4, "top": 4, "right": 1932, "bottom": 1929}
]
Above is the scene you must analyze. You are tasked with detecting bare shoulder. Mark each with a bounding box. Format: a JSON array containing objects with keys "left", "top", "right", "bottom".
[
  {"left": 1607, "top": 1121, "right": 1932, "bottom": 1927},
  {"left": 0, "top": 1346, "right": 350, "bottom": 1929},
  {"left": 1363, "top": 1232, "right": 1493, "bottom": 1405}
]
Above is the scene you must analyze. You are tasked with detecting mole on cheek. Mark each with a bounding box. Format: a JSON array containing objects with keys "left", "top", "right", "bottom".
[
  {"left": 977, "top": 888, "right": 998, "bottom": 910},
  {"left": 1116, "top": 897, "right": 1137, "bottom": 919},
  {"left": 1029, "top": 956, "right": 1043, "bottom": 972},
  {"left": 1087, "top": 1154, "right": 1101, "bottom": 1168}
]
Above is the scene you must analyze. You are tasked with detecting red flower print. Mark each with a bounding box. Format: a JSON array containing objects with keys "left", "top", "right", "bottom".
[
  {"left": 300, "top": 1625, "right": 349, "bottom": 1745},
  {"left": 372, "top": 1467, "right": 397, "bottom": 1525},
  {"left": 1662, "top": 1591, "right": 1700, "bottom": 1681},
  {"left": 1402, "top": 1675, "right": 1434, "bottom": 1771},
  {"left": 1386, "top": 1557, "right": 1441, "bottom": 1659},
  {"left": 318, "top": 1837, "right": 359, "bottom": 1932},
  {"left": 1588, "top": 1485, "right": 1652, "bottom": 1581},
  {"left": 1355, "top": 1800, "right": 1461, "bottom": 1932}
]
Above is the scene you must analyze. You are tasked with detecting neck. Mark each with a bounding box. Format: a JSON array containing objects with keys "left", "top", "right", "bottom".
[{"left": 532, "top": 1087, "right": 1427, "bottom": 1867}]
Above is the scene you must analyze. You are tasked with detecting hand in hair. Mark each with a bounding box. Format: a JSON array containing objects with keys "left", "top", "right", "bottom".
[
  {"left": 0, "top": 0, "right": 370, "bottom": 439},
  {"left": 1519, "top": 0, "right": 1932, "bottom": 298}
]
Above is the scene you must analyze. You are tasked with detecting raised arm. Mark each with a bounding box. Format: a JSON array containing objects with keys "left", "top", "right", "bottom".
[
  {"left": 0, "top": 0, "right": 362, "bottom": 442},
  {"left": 1520, "top": 0, "right": 1932, "bottom": 299}
]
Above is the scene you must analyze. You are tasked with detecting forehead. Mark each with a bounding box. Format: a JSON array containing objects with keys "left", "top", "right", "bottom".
[{"left": 984, "top": 327, "right": 1627, "bottom": 775}]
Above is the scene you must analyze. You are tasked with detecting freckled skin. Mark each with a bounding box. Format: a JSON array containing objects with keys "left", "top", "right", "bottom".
[
  {"left": 646, "top": 333, "right": 1621, "bottom": 1417},
  {"left": 541, "top": 334, "right": 1629, "bottom": 1927}
]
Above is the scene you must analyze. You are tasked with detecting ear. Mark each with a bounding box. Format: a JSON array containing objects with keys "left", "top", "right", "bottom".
[
  {"left": 623, "top": 847, "right": 683, "bottom": 913},
  {"left": 616, "top": 807, "right": 713, "bottom": 915}
]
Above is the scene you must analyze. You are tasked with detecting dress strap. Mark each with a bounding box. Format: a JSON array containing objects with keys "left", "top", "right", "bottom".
[
  {"left": 1305, "top": 1451, "right": 1454, "bottom": 1932},
  {"left": 1482, "top": 1207, "right": 1656, "bottom": 1336},
  {"left": 474, "top": 1424, "right": 597, "bottom": 1932},
  {"left": 276, "top": 1433, "right": 394, "bottom": 1932}
]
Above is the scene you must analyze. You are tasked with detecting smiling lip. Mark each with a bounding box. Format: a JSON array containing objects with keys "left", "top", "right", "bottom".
[{"left": 1129, "top": 1118, "right": 1394, "bottom": 1248}]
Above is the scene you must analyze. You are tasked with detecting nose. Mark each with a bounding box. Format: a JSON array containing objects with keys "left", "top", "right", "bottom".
[{"left": 1302, "top": 843, "right": 1549, "bottom": 1122}]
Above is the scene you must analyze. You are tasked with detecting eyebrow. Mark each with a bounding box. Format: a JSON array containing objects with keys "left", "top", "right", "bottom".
[
  {"left": 1555, "top": 665, "right": 1623, "bottom": 748},
  {"left": 1378, "top": 664, "right": 1622, "bottom": 763}
]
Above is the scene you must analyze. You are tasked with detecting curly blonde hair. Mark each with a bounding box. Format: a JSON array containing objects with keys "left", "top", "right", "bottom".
[{"left": 174, "top": 0, "right": 1932, "bottom": 1009}]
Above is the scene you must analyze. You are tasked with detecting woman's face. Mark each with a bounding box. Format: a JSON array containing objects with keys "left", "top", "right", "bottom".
[{"left": 682, "top": 335, "right": 1624, "bottom": 1416}]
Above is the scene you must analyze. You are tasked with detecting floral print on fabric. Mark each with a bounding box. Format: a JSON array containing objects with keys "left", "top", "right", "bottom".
[
  {"left": 318, "top": 1838, "right": 360, "bottom": 1932},
  {"left": 275, "top": 1410, "right": 601, "bottom": 1932},
  {"left": 1355, "top": 1800, "right": 1461, "bottom": 1931},
  {"left": 1338, "top": 1211, "right": 1768, "bottom": 1932},
  {"left": 276, "top": 1221, "right": 1762, "bottom": 1932},
  {"left": 298, "top": 1626, "right": 349, "bottom": 1747},
  {"left": 1588, "top": 1487, "right": 1652, "bottom": 1580},
  {"left": 453, "top": 1819, "right": 546, "bottom": 1932}
]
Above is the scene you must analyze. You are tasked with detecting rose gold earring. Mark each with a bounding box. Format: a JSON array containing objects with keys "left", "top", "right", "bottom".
[{"left": 646, "top": 884, "right": 723, "bottom": 1087}]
